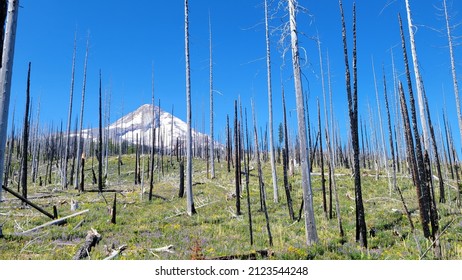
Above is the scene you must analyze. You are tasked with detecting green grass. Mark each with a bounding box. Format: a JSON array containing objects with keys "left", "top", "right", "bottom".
[{"left": 1, "top": 153, "right": 462, "bottom": 260}]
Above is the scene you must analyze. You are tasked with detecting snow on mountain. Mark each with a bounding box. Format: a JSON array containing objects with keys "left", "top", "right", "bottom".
[{"left": 82, "top": 104, "right": 208, "bottom": 149}]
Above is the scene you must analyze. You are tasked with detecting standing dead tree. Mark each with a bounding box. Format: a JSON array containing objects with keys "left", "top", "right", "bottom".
[
  {"left": 149, "top": 67, "right": 156, "bottom": 201},
  {"left": 20, "top": 62, "right": 31, "bottom": 200},
  {"left": 184, "top": 0, "right": 195, "bottom": 216},
  {"left": 234, "top": 100, "right": 241, "bottom": 215},
  {"left": 75, "top": 34, "right": 89, "bottom": 192},
  {"left": 399, "top": 14, "right": 431, "bottom": 238},
  {"left": 443, "top": 0, "right": 462, "bottom": 180},
  {"left": 208, "top": 14, "right": 215, "bottom": 179},
  {"left": 287, "top": 0, "right": 318, "bottom": 246},
  {"left": 62, "top": 33, "right": 77, "bottom": 190},
  {"left": 98, "top": 70, "right": 103, "bottom": 192},
  {"left": 264, "top": 0, "right": 278, "bottom": 203},
  {"left": 0, "top": 0, "right": 19, "bottom": 203},
  {"left": 252, "top": 101, "right": 273, "bottom": 247},
  {"left": 404, "top": 0, "right": 430, "bottom": 150},
  {"left": 339, "top": 0, "right": 367, "bottom": 248},
  {"left": 281, "top": 89, "right": 294, "bottom": 220}
]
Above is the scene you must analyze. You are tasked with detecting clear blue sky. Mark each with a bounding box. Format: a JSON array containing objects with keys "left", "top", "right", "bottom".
[{"left": 8, "top": 0, "right": 462, "bottom": 151}]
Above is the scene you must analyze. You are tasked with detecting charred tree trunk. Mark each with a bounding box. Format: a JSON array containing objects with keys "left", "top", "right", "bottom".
[
  {"left": 234, "top": 100, "right": 241, "bottom": 215},
  {"left": 244, "top": 108, "right": 254, "bottom": 245},
  {"left": 399, "top": 14, "right": 431, "bottom": 238},
  {"left": 21, "top": 62, "right": 31, "bottom": 201},
  {"left": 339, "top": 0, "right": 366, "bottom": 248},
  {"left": 252, "top": 101, "right": 273, "bottom": 247},
  {"left": 317, "top": 99, "right": 327, "bottom": 218},
  {"left": 97, "top": 70, "right": 103, "bottom": 192},
  {"left": 282, "top": 89, "right": 294, "bottom": 220}
]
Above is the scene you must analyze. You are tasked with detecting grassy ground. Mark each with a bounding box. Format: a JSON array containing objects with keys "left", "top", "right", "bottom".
[{"left": 1, "top": 153, "right": 462, "bottom": 260}]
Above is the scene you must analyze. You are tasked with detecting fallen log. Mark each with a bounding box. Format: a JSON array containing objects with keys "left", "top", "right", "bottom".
[
  {"left": 73, "top": 228, "right": 102, "bottom": 260},
  {"left": 17, "top": 209, "right": 90, "bottom": 236},
  {"left": 211, "top": 249, "right": 273, "bottom": 260},
  {"left": 151, "top": 244, "right": 175, "bottom": 254},
  {"left": 104, "top": 244, "right": 127, "bottom": 260},
  {"left": 2, "top": 185, "right": 55, "bottom": 219}
]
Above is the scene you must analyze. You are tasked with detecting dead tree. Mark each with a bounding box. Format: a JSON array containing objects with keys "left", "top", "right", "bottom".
[
  {"left": 399, "top": 14, "right": 431, "bottom": 238},
  {"left": 244, "top": 108, "right": 254, "bottom": 245},
  {"left": 252, "top": 101, "right": 273, "bottom": 247},
  {"left": 98, "top": 70, "right": 103, "bottom": 192},
  {"left": 282, "top": 89, "right": 294, "bottom": 220},
  {"left": 184, "top": 0, "right": 195, "bottom": 216},
  {"left": 62, "top": 33, "right": 77, "bottom": 190},
  {"left": 0, "top": 0, "right": 20, "bottom": 203},
  {"left": 73, "top": 228, "right": 102, "bottom": 260},
  {"left": 339, "top": 0, "right": 367, "bottom": 248},
  {"left": 234, "top": 100, "right": 241, "bottom": 215},
  {"left": 149, "top": 67, "right": 156, "bottom": 201},
  {"left": 443, "top": 0, "right": 462, "bottom": 183},
  {"left": 75, "top": 35, "right": 89, "bottom": 192},
  {"left": 383, "top": 68, "right": 397, "bottom": 192},
  {"left": 404, "top": 0, "right": 430, "bottom": 150},
  {"left": 21, "top": 62, "right": 31, "bottom": 200},
  {"left": 208, "top": 15, "right": 215, "bottom": 179},
  {"left": 317, "top": 99, "right": 327, "bottom": 218},
  {"left": 288, "top": 0, "right": 318, "bottom": 246}
]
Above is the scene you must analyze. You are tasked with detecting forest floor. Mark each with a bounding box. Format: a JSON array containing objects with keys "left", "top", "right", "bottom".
[{"left": 1, "top": 154, "right": 462, "bottom": 260}]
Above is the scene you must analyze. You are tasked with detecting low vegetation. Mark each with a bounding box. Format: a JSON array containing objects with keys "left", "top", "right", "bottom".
[{"left": 1, "top": 154, "right": 461, "bottom": 260}]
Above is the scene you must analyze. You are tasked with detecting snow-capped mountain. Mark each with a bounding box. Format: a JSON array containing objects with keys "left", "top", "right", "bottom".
[{"left": 82, "top": 104, "right": 208, "bottom": 148}]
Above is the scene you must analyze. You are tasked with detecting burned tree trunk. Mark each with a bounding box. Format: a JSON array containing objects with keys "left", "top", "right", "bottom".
[
  {"left": 244, "top": 108, "right": 254, "bottom": 245},
  {"left": 20, "top": 62, "right": 31, "bottom": 200},
  {"left": 98, "top": 70, "right": 103, "bottom": 192},
  {"left": 399, "top": 14, "right": 431, "bottom": 238},
  {"left": 62, "top": 33, "right": 77, "bottom": 190},
  {"left": 339, "top": 0, "right": 367, "bottom": 248},
  {"left": 282, "top": 89, "right": 294, "bottom": 220},
  {"left": 234, "top": 100, "right": 241, "bottom": 215}
]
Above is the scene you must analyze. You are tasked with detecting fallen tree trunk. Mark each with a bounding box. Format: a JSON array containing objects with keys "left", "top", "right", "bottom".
[
  {"left": 104, "top": 244, "right": 127, "bottom": 260},
  {"left": 73, "top": 228, "right": 102, "bottom": 260},
  {"left": 211, "top": 249, "right": 273, "bottom": 260},
  {"left": 2, "top": 184, "right": 55, "bottom": 219},
  {"left": 17, "top": 209, "right": 89, "bottom": 235}
]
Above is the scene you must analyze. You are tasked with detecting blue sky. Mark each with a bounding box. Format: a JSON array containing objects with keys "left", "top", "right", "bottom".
[{"left": 8, "top": 0, "right": 462, "bottom": 151}]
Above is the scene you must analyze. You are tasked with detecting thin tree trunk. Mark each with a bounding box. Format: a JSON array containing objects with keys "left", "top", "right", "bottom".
[
  {"left": 252, "top": 100, "right": 273, "bottom": 247},
  {"left": 149, "top": 67, "right": 156, "bottom": 201},
  {"left": 317, "top": 99, "right": 327, "bottom": 218},
  {"left": 184, "top": 0, "right": 195, "bottom": 216},
  {"left": 288, "top": 0, "right": 318, "bottom": 245},
  {"left": 21, "top": 62, "right": 31, "bottom": 200},
  {"left": 209, "top": 15, "right": 215, "bottom": 179},
  {"left": 75, "top": 35, "right": 89, "bottom": 192},
  {"left": 264, "top": 0, "right": 278, "bottom": 203},
  {"left": 383, "top": 68, "right": 397, "bottom": 192},
  {"left": 443, "top": 0, "right": 462, "bottom": 181},
  {"left": 282, "top": 89, "right": 294, "bottom": 220},
  {"left": 98, "top": 70, "right": 103, "bottom": 192},
  {"left": 62, "top": 32, "right": 77, "bottom": 190},
  {"left": 234, "top": 100, "right": 241, "bottom": 215}
]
